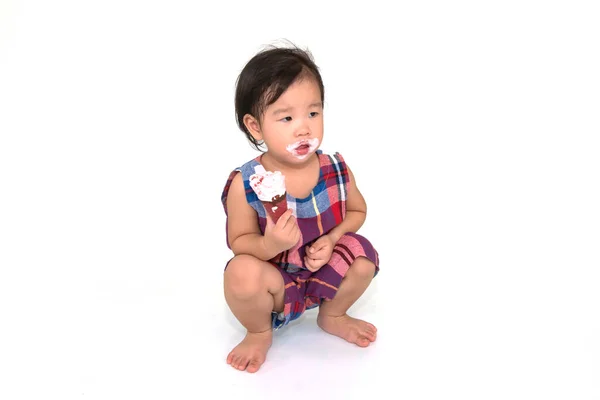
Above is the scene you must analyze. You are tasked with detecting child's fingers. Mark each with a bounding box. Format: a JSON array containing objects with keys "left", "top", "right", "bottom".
[
  {"left": 277, "top": 208, "right": 295, "bottom": 229},
  {"left": 282, "top": 216, "right": 298, "bottom": 234},
  {"left": 310, "top": 248, "right": 330, "bottom": 261},
  {"left": 283, "top": 221, "right": 299, "bottom": 243},
  {"left": 285, "top": 216, "right": 298, "bottom": 234},
  {"left": 311, "top": 245, "right": 327, "bottom": 255},
  {"left": 305, "top": 254, "right": 325, "bottom": 271},
  {"left": 304, "top": 256, "right": 315, "bottom": 271},
  {"left": 265, "top": 212, "right": 274, "bottom": 227},
  {"left": 293, "top": 226, "right": 301, "bottom": 243},
  {"left": 309, "top": 237, "right": 329, "bottom": 253}
]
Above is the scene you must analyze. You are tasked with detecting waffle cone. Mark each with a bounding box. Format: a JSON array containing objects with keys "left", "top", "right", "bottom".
[{"left": 263, "top": 194, "right": 287, "bottom": 223}]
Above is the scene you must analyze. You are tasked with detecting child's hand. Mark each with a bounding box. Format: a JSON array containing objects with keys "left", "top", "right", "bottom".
[
  {"left": 304, "top": 234, "right": 335, "bottom": 272},
  {"left": 263, "top": 208, "right": 300, "bottom": 255}
]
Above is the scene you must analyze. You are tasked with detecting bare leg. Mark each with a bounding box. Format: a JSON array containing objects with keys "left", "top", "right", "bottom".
[
  {"left": 224, "top": 255, "right": 285, "bottom": 373},
  {"left": 317, "top": 256, "right": 377, "bottom": 347}
]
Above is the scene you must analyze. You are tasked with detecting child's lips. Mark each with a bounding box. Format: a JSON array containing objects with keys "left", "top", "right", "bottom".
[
  {"left": 286, "top": 138, "right": 319, "bottom": 158},
  {"left": 295, "top": 144, "right": 310, "bottom": 154},
  {"left": 294, "top": 140, "right": 313, "bottom": 149}
]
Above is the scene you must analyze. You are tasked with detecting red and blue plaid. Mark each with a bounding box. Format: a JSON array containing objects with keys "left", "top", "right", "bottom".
[{"left": 222, "top": 150, "right": 379, "bottom": 329}]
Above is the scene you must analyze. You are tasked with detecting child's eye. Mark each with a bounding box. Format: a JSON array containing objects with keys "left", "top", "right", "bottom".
[
  {"left": 280, "top": 116, "right": 292, "bottom": 122},
  {"left": 309, "top": 112, "right": 319, "bottom": 118}
]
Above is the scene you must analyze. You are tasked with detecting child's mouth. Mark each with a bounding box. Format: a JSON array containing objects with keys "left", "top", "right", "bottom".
[
  {"left": 286, "top": 138, "right": 319, "bottom": 159},
  {"left": 296, "top": 144, "right": 310, "bottom": 154}
]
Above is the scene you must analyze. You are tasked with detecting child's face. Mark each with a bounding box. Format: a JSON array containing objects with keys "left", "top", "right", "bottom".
[{"left": 253, "top": 78, "right": 324, "bottom": 163}]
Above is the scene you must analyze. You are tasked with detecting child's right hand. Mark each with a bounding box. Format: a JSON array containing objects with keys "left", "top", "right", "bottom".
[{"left": 263, "top": 208, "right": 300, "bottom": 255}]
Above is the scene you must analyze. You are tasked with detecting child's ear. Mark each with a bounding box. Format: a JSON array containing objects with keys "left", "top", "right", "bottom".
[{"left": 243, "top": 114, "right": 263, "bottom": 141}]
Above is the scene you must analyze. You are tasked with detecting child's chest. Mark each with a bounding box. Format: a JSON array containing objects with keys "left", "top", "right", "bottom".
[{"left": 284, "top": 167, "right": 320, "bottom": 200}]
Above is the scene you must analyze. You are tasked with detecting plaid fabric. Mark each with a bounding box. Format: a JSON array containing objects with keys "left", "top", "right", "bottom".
[{"left": 222, "top": 150, "right": 379, "bottom": 329}]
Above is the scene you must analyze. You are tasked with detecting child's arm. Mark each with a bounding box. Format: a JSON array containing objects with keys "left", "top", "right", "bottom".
[
  {"left": 305, "top": 165, "right": 366, "bottom": 271},
  {"left": 327, "top": 166, "right": 367, "bottom": 243},
  {"left": 226, "top": 172, "right": 299, "bottom": 260}
]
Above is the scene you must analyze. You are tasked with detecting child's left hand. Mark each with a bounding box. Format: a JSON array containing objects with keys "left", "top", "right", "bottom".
[{"left": 304, "top": 234, "right": 335, "bottom": 272}]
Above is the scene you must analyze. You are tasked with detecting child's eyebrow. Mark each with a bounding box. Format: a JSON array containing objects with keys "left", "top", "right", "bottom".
[
  {"left": 272, "top": 102, "right": 322, "bottom": 116},
  {"left": 272, "top": 107, "right": 292, "bottom": 116}
]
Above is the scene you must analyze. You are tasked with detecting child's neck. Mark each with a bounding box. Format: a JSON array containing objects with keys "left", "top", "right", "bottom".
[{"left": 260, "top": 152, "right": 317, "bottom": 174}]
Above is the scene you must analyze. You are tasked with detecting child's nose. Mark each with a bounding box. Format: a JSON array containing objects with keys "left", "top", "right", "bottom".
[{"left": 294, "top": 122, "right": 310, "bottom": 137}]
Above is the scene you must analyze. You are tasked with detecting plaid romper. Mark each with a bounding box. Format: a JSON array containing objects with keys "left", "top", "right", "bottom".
[{"left": 221, "top": 150, "right": 380, "bottom": 329}]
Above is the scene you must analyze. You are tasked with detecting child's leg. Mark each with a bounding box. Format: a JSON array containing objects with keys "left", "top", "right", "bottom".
[
  {"left": 317, "top": 256, "right": 377, "bottom": 347},
  {"left": 224, "top": 254, "right": 285, "bottom": 373}
]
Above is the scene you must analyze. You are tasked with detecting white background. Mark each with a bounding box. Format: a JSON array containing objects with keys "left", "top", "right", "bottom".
[{"left": 1, "top": 1, "right": 599, "bottom": 399}]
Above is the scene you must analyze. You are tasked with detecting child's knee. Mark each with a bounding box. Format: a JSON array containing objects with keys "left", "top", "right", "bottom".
[
  {"left": 348, "top": 257, "right": 376, "bottom": 280},
  {"left": 224, "top": 255, "right": 265, "bottom": 298}
]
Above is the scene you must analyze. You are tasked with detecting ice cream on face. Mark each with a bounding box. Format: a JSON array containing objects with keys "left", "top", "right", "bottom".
[
  {"left": 249, "top": 165, "right": 286, "bottom": 202},
  {"left": 286, "top": 138, "right": 320, "bottom": 160}
]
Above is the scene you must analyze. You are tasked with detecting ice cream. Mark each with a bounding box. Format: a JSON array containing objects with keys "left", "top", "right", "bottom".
[
  {"left": 249, "top": 165, "right": 288, "bottom": 223},
  {"left": 286, "top": 138, "right": 319, "bottom": 160}
]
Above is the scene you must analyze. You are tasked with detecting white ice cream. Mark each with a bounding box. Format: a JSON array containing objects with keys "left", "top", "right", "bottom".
[
  {"left": 286, "top": 138, "right": 320, "bottom": 159},
  {"left": 249, "top": 165, "right": 286, "bottom": 202}
]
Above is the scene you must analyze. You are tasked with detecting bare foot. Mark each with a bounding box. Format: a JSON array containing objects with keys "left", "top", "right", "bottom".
[
  {"left": 226, "top": 330, "right": 272, "bottom": 373},
  {"left": 317, "top": 314, "right": 377, "bottom": 347}
]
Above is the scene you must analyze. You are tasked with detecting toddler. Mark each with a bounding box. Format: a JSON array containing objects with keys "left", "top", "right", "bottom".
[{"left": 221, "top": 43, "right": 380, "bottom": 373}]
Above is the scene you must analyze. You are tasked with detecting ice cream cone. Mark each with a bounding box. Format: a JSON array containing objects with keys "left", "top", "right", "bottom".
[
  {"left": 263, "top": 193, "right": 288, "bottom": 223},
  {"left": 249, "top": 165, "right": 287, "bottom": 223}
]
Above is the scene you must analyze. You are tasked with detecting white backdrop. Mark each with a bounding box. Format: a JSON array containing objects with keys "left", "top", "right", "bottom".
[{"left": 1, "top": 1, "right": 599, "bottom": 399}]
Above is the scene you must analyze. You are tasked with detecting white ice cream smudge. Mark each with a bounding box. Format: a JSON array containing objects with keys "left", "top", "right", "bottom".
[{"left": 286, "top": 138, "right": 320, "bottom": 159}]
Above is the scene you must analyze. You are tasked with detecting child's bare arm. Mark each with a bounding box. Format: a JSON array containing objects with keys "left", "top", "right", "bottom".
[
  {"left": 227, "top": 173, "right": 299, "bottom": 260},
  {"left": 227, "top": 173, "right": 276, "bottom": 260},
  {"left": 327, "top": 166, "right": 367, "bottom": 243}
]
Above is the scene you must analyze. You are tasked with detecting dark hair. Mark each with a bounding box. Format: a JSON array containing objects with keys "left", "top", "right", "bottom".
[{"left": 234, "top": 43, "right": 325, "bottom": 151}]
